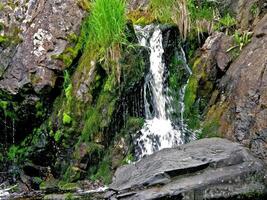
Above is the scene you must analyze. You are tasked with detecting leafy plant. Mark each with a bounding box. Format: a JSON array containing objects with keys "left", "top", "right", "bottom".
[
  {"left": 8, "top": 145, "right": 19, "bottom": 161},
  {"left": 250, "top": 3, "right": 259, "bottom": 16},
  {"left": 217, "top": 13, "right": 236, "bottom": 35},
  {"left": 234, "top": 31, "right": 253, "bottom": 50}
]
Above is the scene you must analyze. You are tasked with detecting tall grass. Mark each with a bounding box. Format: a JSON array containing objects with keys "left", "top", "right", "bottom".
[
  {"left": 149, "top": 0, "right": 222, "bottom": 40},
  {"left": 80, "top": 0, "right": 126, "bottom": 81},
  {"left": 150, "top": 0, "right": 190, "bottom": 40}
]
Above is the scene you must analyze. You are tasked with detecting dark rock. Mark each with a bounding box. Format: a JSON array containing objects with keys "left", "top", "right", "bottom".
[
  {"left": 201, "top": 32, "right": 234, "bottom": 74},
  {"left": 210, "top": 15, "right": 267, "bottom": 163},
  {"left": 0, "top": 0, "right": 84, "bottom": 95},
  {"left": 0, "top": 0, "right": 85, "bottom": 146},
  {"left": 108, "top": 138, "right": 267, "bottom": 200}
]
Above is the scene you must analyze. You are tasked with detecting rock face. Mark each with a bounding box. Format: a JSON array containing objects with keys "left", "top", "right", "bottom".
[
  {"left": 0, "top": 0, "right": 84, "bottom": 143},
  {"left": 108, "top": 138, "right": 267, "bottom": 200},
  {"left": 209, "top": 15, "right": 267, "bottom": 163},
  {"left": 0, "top": 0, "right": 84, "bottom": 95}
]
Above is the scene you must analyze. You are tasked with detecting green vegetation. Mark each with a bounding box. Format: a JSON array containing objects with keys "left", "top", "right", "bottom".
[
  {"left": 183, "top": 58, "right": 201, "bottom": 129},
  {"left": 234, "top": 31, "right": 253, "bottom": 50},
  {"left": 150, "top": 0, "right": 176, "bottom": 23},
  {"left": 77, "top": 0, "right": 91, "bottom": 11},
  {"left": 250, "top": 3, "right": 259, "bottom": 17},
  {"left": 83, "top": 0, "right": 126, "bottom": 63},
  {"left": 0, "top": 2, "right": 4, "bottom": 11},
  {"left": 91, "top": 154, "right": 112, "bottom": 184},
  {"left": 216, "top": 13, "right": 236, "bottom": 35},
  {"left": 63, "top": 113, "right": 72, "bottom": 125},
  {"left": 54, "top": 130, "right": 62, "bottom": 142},
  {"left": 150, "top": 0, "right": 190, "bottom": 40},
  {"left": 127, "top": 9, "right": 154, "bottom": 25},
  {"left": 7, "top": 145, "right": 19, "bottom": 161},
  {"left": 0, "top": 35, "right": 8, "bottom": 45}
]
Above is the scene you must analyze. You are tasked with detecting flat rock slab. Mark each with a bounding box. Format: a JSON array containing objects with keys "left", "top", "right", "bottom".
[{"left": 108, "top": 138, "right": 267, "bottom": 200}]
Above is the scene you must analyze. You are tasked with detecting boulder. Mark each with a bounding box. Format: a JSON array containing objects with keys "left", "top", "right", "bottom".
[
  {"left": 108, "top": 138, "right": 267, "bottom": 200},
  {"left": 212, "top": 14, "right": 267, "bottom": 163},
  {"left": 0, "top": 0, "right": 84, "bottom": 95}
]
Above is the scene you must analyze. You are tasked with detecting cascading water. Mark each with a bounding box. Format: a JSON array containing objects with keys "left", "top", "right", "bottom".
[{"left": 134, "top": 25, "right": 190, "bottom": 159}]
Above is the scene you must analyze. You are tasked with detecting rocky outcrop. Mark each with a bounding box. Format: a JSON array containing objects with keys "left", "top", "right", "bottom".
[
  {"left": 0, "top": 0, "right": 84, "bottom": 143},
  {"left": 108, "top": 138, "right": 267, "bottom": 200},
  {"left": 0, "top": 0, "right": 84, "bottom": 95},
  {"left": 206, "top": 15, "right": 267, "bottom": 163},
  {"left": 183, "top": 31, "right": 234, "bottom": 131}
]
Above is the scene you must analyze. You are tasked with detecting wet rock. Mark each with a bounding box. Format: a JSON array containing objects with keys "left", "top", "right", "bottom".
[
  {"left": 0, "top": 0, "right": 85, "bottom": 146},
  {"left": 108, "top": 138, "right": 267, "bottom": 200},
  {"left": 211, "top": 15, "right": 267, "bottom": 163},
  {"left": 184, "top": 31, "right": 234, "bottom": 120}
]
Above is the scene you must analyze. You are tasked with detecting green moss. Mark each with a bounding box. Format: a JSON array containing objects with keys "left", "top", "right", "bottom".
[
  {"left": 77, "top": 0, "right": 91, "bottom": 11},
  {"left": 183, "top": 58, "right": 205, "bottom": 130},
  {"left": 35, "top": 101, "right": 45, "bottom": 118},
  {"left": 54, "top": 130, "right": 62, "bottom": 142},
  {"left": 58, "top": 182, "right": 79, "bottom": 191},
  {"left": 40, "top": 179, "right": 59, "bottom": 191},
  {"left": 184, "top": 76, "right": 198, "bottom": 114},
  {"left": 65, "top": 193, "right": 75, "bottom": 200},
  {"left": 0, "top": 35, "right": 8, "bottom": 44},
  {"left": 90, "top": 154, "right": 112, "bottom": 184},
  {"left": 127, "top": 9, "right": 155, "bottom": 25},
  {"left": 198, "top": 103, "right": 227, "bottom": 139},
  {"left": 0, "top": 22, "right": 4, "bottom": 32},
  {"left": 198, "top": 119, "right": 221, "bottom": 139},
  {"left": 0, "top": 100, "right": 8, "bottom": 110},
  {"left": 127, "top": 117, "right": 144, "bottom": 131},
  {"left": 63, "top": 166, "right": 81, "bottom": 183},
  {"left": 63, "top": 113, "right": 72, "bottom": 125},
  {"left": 7, "top": 145, "right": 19, "bottom": 161}
]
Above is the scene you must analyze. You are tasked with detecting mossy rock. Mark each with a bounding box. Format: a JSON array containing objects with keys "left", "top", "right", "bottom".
[
  {"left": 40, "top": 179, "right": 60, "bottom": 192},
  {"left": 58, "top": 181, "right": 79, "bottom": 192}
]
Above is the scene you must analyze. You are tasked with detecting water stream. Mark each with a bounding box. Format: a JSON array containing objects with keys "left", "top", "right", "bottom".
[{"left": 134, "top": 25, "right": 191, "bottom": 159}]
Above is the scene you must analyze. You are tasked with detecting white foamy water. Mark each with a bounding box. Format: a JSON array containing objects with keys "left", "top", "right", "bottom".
[{"left": 134, "top": 25, "right": 183, "bottom": 159}]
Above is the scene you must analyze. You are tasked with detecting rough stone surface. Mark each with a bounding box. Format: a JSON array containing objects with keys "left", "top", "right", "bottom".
[
  {"left": 108, "top": 138, "right": 267, "bottom": 200},
  {"left": 210, "top": 15, "right": 267, "bottom": 164},
  {"left": 0, "top": 0, "right": 84, "bottom": 95},
  {"left": 200, "top": 32, "right": 234, "bottom": 74}
]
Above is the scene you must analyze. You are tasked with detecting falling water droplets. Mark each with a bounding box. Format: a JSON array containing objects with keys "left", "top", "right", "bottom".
[{"left": 134, "top": 25, "right": 183, "bottom": 159}]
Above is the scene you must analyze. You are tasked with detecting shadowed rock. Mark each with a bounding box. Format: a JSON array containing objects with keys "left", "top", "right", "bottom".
[{"left": 108, "top": 138, "right": 267, "bottom": 200}]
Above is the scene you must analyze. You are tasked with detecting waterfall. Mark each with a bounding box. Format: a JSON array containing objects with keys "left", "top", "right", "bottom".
[{"left": 134, "top": 25, "right": 187, "bottom": 159}]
